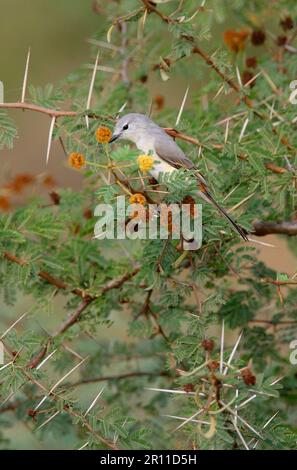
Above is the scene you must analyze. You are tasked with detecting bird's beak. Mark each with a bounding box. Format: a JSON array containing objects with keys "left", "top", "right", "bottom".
[{"left": 109, "top": 133, "right": 120, "bottom": 144}]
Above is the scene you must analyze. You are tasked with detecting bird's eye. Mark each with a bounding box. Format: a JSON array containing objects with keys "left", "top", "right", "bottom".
[{"left": 123, "top": 124, "right": 129, "bottom": 130}]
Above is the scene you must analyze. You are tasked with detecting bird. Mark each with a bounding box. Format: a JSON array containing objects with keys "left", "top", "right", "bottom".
[{"left": 109, "top": 113, "right": 248, "bottom": 241}]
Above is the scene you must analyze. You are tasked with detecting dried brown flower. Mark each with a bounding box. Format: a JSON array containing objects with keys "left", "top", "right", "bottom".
[
  {"left": 49, "top": 191, "right": 60, "bottom": 205},
  {"left": 242, "top": 70, "right": 256, "bottom": 88},
  {"left": 154, "top": 95, "right": 165, "bottom": 111},
  {"left": 246, "top": 56, "right": 257, "bottom": 68},
  {"left": 0, "top": 195, "right": 11, "bottom": 212},
  {"left": 139, "top": 74, "right": 148, "bottom": 83},
  {"left": 83, "top": 208, "right": 93, "bottom": 219},
  {"left": 207, "top": 360, "right": 219, "bottom": 372},
  {"left": 224, "top": 29, "right": 250, "bottom": 52},
  {"left": 280, "top": 16, "right": 294, "bottom": 31},
  {"left": 202, "top": 339, "right": 215, "bottom": 352},
  {"left": 5, "top": 174, "right": 35, "bottom": 193},
  {"left": 251, "top": 29, "right": 266, "bottom": 46},
  {"left": 277, "top": 35, "right": 287, "bottom": 46},
  {"left": 241, "top": 366, "right": 256, "bottom": 386},
  {"left": 183, "top": 383, "right": 195, "bottom": 393}
]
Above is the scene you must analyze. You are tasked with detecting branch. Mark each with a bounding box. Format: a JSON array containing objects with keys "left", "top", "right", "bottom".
[
  {"left": 141, "top": 0, "right": 172, "bottom": 23},
  {"left": 164, "top": 127, "right": 203, "bottom": 147},
  {"left": 53, "top": 298, "right": 92, "bottom": 336},
  {"left": 262, "top": 278, "right": 297, "bottom": 286},
  {"left": 3, "top": 250, "right": 140, "bottom": 300},
  {"left": 0, "top": 102, "right": 104, "bottom": 119},
  {"left": 72, "top": 370, "right": 171, "bottom": 387},
  {"left": 0, "top": 102, "right": 78, "bottom": 118},
  {"left": 191, "top": 45, "right": 240, "bottom": 94},
  {"left": 2, "top": 249, "right": 140, "bottom": 368},
  {"left": 253, "top": 220, "right": 297, "bottom": 236},
  {"left": 249, "top": 319, "right": 297, "bottom": 325},
  {"left": 0, "top": 103, "right": 291, "bottom": 174},
  {"left": 3, "top": 251, "right": 89, "bottom": 298}
]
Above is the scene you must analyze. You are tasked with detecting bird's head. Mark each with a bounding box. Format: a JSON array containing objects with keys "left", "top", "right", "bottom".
[{"left": 109, "top": 113, "right": 153, "bottom": 145}]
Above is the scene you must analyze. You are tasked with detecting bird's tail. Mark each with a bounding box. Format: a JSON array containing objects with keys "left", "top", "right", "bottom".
[{"left": 198, "top": 184, "right": 249, "bottom": 241}]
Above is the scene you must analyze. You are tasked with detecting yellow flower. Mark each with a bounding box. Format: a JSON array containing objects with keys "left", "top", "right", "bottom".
[
  {"left": 95, "top": 126, "right": 112, "bottom": 144},
  {"left": 68, "top": 152, "right": 85, "bottom": 169},
  {"left": 129, "top": 193, "right": 147, "bottom": 205},
  {"left": 137, "top": 154, "right": 154, "bottom": 172}
]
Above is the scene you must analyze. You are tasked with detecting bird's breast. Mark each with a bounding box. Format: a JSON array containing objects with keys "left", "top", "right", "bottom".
[{"left": 135, "top": 138, "right": 176, "bottom": 180}]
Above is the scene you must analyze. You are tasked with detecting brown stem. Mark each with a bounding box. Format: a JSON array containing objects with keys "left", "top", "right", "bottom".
[
  {"left": 141, "top": 0, "right": 172, "bottom": 23},
  {"left": 2, "top": 255, "right": 140, "bottom": 369},
  {"left": 53, "top": 298, "right": 92, "bottom": 336},
  {"left": 262, "top": 278, "right": 297, "bottom": 286},
  {"left": 253, "top": 220, "right": 297, "bottom": 236},
  {"left": 0, "top": 102, "right": 107, "bottom": 120},
  {"left": 0, "top": 102, "right": 79, "bottom": 118},
  {"left": 191, "top": 45, "right": 240, "bottom": 94},
  {"left": 3, "top": 251, "right": 140, "bottom": 300},
  {"left": 72, "top": 370, "right": 171, "bottom": 387},
  {"left": 249, "top": 319, "right": 297, "bottom": 325}
]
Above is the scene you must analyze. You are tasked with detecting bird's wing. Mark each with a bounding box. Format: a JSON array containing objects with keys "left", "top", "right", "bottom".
[
  {"left": 154, "top": 131, "right": 248, "bottom": 240},
  {"left": 154, "top": 133, "right": 208, "bottom": 185}
]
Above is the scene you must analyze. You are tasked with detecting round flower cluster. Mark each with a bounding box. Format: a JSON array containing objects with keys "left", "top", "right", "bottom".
[
  {"left": 68, "top": 152, "right": 85, "bottom": 169},
  {"left": 129, "top": 193, "right": 147, "bottom": 205},
  {"left": 95, "top": 126, "right": 112, "bottom": 144},
  {"left": 137, "top": 154, "right": 154, "bottom": 172}
]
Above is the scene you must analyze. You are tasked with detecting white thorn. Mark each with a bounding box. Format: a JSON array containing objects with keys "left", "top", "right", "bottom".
[
  {"left": 176, "top": 85, "right": 189, "bottom": 126},
  {"left": 235, "top": 66, "right": 242, "bottom": 88},
  {"left": 269, "top": 376, "right": 284, "bottom": 386},
  {"left": 46, "top": 116, "right": 56, "bottom": 166},
  {"left": 85, "top": 50, "right": 100, "bottom": 129},
  {"left": 34, "top": 356, "right": 88, "bottom": 412},
  {"left": 35, "top": 410, "right": 60, "bottom": 431},
  {"left": 21, "top": 47, "right": 31, "bottom": 103},
  {"left": 224, "top": 119, "right": 229, "bottom": 144},
  {"left": 36, "top": 349, "right": 57, "bottom": 370},
  {"left": 233, "top": 419, "right": 250, "bottom": 450},
  {"left": 145, "top": 387, "right": 196, "bottom": 396},
  {"left": 247, "top": 238, "right": 275, "bottom": 248},
  {"left": 78, "top": 441, "right": 90, "bottom": 450},
  {"left": 239, "top": 118, "right": 249, "bottom": 142},
  {"left": 219, "top": 319, "right": 224, "bottom": 373},
  {"left": 238, "top": 394, "right": 257, "bottom": 409},
  {"left": 84, "top": 386, "right": 105, "bottom": 417},
  {"left": 223, "top": 330, "right": 243, "bottom": 375},
  {"left": 1, "top": 312, "right": 28, "bottom": 339}
]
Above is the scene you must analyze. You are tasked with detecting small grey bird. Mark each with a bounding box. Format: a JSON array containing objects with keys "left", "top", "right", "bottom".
[{"left": 109, "top": 113, "right": 248, "bottom": 241}]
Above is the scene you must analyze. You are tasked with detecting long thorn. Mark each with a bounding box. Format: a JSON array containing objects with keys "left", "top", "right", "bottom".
[
  {"left": 85, "top": 50, "right": 100, "bottom": 128},
  {"left": 176, "top": 85, "right": 189, "bottom": 126},
  {"left": 21, "top": 47, "right": 31, "bottom": 103},
  {"left": 46, "top": 116, "right": 56, "bottom": 166}
]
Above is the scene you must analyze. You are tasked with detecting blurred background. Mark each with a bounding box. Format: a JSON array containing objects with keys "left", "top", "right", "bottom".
[{"left": 0, "top": 0, "right": 296, "bottom": 448}]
